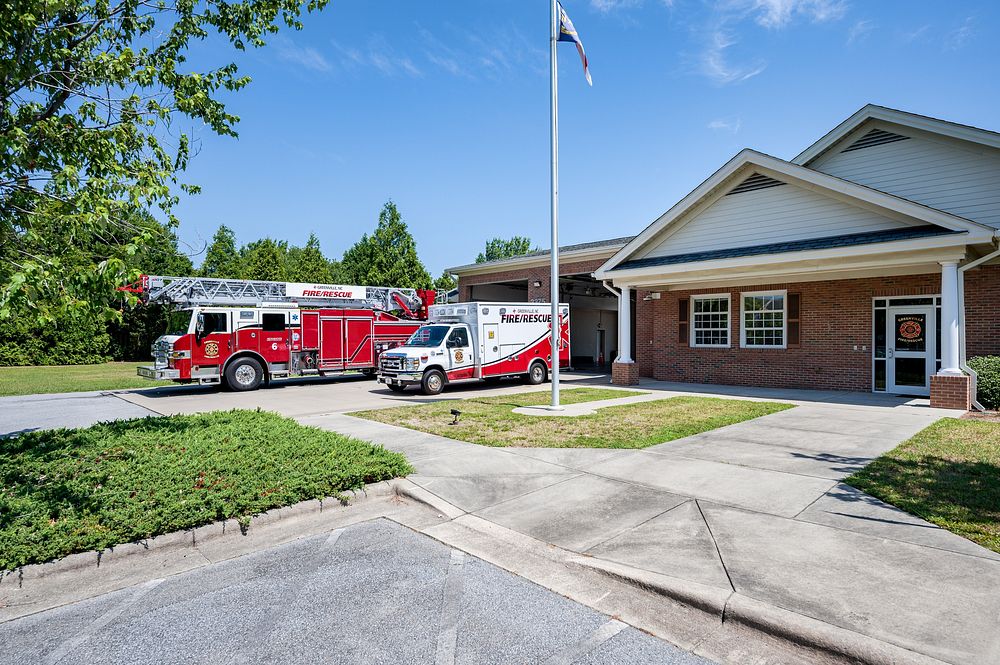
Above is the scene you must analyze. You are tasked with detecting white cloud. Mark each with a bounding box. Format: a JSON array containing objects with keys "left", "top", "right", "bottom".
[
  {"left": 846, "top": 19, "right": 874, "bottom": 45},
  {"left": 740, "top": 0, "right": 848, "bottom": 29},
  {"left": 590, "top": 0, "right": 644, "bottom": 12},
  {"left": 944, "top": 16, "right": 975, "bottom": 51},
  {"left": 900, "top": 24, "right": 930, "bottom": 43},
  {"left": 708, "top": 116, "right": 742, "bottom": 133},
  {"left": 700, "top": 30, "right": 766, "bottom": 84},
  {"left": 276, "top": 41, "right": 332, "bottom": 73},
  {"left": 329, "top": 36, "right": 423, "bottom": 78}
]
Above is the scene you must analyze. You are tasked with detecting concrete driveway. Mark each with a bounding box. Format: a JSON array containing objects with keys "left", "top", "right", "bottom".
[
  {"left": 0, "top": 371, "right": 609, "bottom": 435},
  {"left": 305, "top": 382, "right": 1000, "bottom": 665}
]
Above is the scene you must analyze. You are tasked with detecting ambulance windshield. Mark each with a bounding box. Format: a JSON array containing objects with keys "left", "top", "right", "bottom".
[
  {"left": 165, "top": 310, "right": 193, "bottom": 336},
  {"left": 406, "top": 325, "right": 450, "bottom": 347}
]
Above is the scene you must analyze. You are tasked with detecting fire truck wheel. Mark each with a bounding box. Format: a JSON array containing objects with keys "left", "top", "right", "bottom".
[
  {"left": 387, "top": 383, "right": 407, "bottom": 393},
  {"left": 225, "top": 357, "right": 264, "bottom": 391},
  {"left": 525, "top": 361, "right": 548, "bottom": 385},
  {"left": 421, "top": 369, "right": 446, "bottom": 396}
]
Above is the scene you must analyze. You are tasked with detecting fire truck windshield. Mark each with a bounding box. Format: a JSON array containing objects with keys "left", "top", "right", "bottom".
[
  {"left": 406, "top": 325, "right": 450, "bottom": 347},
  {"left": 165, "top": 310, "right": 194, "bottom": 336}
]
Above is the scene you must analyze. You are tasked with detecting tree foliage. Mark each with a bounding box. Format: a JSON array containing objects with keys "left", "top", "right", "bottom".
[
  {"left": 240, "top": 238, "right": 288, "bottom": 281},
  {"left": 0, "top": 0, "right": 328, "bottom": 321},
  {"left": 286, "top": 232, "right": 339, "bottom": 283},
  {"left": 341, "top": 201, "right": 432, "bottom": 289},
  {"left": 434, "top": 271, "right": 457, "bottom": 292},
  {"left": 200, "top": 225, "right": 241, "bottom": 279},
  {"left": 476, "top": 236, "right": 535, "bottom": 263}
]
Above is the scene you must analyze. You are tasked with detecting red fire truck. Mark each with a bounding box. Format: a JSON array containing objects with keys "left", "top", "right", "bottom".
[{"left": 131, "top": 275, "right": 440, "bottom": 391}]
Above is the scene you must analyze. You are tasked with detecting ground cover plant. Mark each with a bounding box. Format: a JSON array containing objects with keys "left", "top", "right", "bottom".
[
  {"left": 352, "top": 388, "right": 792, "bottom": 449},
  {"left": 0, "top": 410, "right": 411, "bottom": 570},
  {"left": 846, "top": 417, "right": 1000, "bottom": 554},
  {"left": 0, "top": 363, "right": 171, "bottom": 397}
]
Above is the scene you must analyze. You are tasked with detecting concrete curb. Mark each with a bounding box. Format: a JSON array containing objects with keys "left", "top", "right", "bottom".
[
  {"left": 569, "top": 555, "right": 732, "bottom": 618},
  {"left": 0, "top": 481, "right": 397, "bottom": 588},
  {"left": 573, "top": 557, "right": 949, "bottom": 665},
  {"left": 723, "top": 594, "right": 951, "bottom": 665},
  {"left": 390, "top": 479, "right": 466, "bottom": 520}
]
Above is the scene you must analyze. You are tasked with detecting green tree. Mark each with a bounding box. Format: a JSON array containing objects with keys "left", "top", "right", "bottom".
[
  {"left": 0, "top": 0, "right": 329, "bottom": 322},
  {"left": 108, "top": 225, "right": 195, "bottom": 360},
  {"left": 200, "top": 225, "right": 241, "bottom": 279},
  {"left": 240, "top": 238, "right": 288, "bottom": 281},
  {"left": 476, "top": 236, "right": 535, "bottom": 263},
  {"left": 341, "top": 202, "right": 432, "bottom": 289},
  {"left": 287, "top": 232, "right": 336, "bottom": 283},
  {"left": 434, "top": 271, "right": 457, "bottom": 292}
]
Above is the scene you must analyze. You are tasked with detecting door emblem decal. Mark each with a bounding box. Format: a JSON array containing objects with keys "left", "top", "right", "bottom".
[
  {"left": 454, "top": 349, "right": 464, "bottom": 363},
  {"left": 899, "top": 319, "right": 922, "bottom": 340},
  {"left": 204, "top": 341, "right": 220, "bottom": 358}
]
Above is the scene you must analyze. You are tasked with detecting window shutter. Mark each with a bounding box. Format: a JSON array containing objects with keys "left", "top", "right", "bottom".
[
  {"left": 787, "top": 293, "right": 801, "bottom": 347},
  {"left": 678, "top": 298, "right": 689, "bottom": 346}
]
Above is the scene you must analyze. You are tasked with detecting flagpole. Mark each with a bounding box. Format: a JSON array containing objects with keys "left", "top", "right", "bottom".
[{"left": 548, "top": 0, "right": 562, "bottom": 410}]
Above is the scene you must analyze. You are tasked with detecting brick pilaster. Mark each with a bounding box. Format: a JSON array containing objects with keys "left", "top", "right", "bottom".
[
  {"left": 930, "top": 374, "right": 971, "bottom": 411},
  {"left": 612, "top": 361, "right": 639, "bottom": 386}
]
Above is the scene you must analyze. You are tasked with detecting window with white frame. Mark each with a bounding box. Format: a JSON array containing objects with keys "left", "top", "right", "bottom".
[
  {"left": 741, "top": 291, "right": 786, "bottom": 348},
  {"left": 691, "top": 295, "right": 730, "bottom": 347}
]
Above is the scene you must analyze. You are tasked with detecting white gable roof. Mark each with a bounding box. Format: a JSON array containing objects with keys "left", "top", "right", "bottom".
[
  {"left": 596, "top": 149, "right": 994, "bottom": 278},
  {"left": 793, "top": 104, "right": 1000, "bottom": 166}
]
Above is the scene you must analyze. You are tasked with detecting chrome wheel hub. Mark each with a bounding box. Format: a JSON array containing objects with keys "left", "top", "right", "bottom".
[{"left": 235, "top": 364, "right": 257, "bottom": 386}]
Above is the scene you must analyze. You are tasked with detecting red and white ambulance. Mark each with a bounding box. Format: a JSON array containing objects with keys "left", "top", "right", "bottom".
[{"left": 377, "top": 302, "right": 570, "bottom": 395}]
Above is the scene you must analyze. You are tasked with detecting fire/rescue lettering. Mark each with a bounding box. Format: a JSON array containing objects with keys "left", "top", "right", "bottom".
[
  {"left": 501, "top": 313, "right": 552, "bottom": 323},
  {"left": 301, "top": 290, "right": 356, "bottom": 298}
]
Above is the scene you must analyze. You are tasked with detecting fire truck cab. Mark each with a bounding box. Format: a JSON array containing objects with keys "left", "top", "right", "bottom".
[{"left": 377, "top": 302, "right": 570, "bottom": 395}]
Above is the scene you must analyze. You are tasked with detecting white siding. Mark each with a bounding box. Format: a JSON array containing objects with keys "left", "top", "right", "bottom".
[
  {"left": 639, "top": 182, "right": 922, "bottom": 259},
  {"left": 813, "top": 134, "right": 1000, "bottom": 228}
]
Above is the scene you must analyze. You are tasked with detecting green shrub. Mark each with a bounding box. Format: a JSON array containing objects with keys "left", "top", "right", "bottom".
[
  {"left": 969, "top": 356, "right": 1000, "bottom": 411},
  {"left": 0, "top": 313, "right": 109, "bottom": 366}
]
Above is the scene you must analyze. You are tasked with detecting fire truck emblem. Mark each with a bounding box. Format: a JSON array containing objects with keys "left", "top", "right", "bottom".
[
  {"left": 204, "top": 341, "right": 220, "bottom": 358},
  {"left": 899, "top": 319, "right": 922, "bottom": 340},
  {"left": 454, "top": 349, "right": 464, "bottom": 363}
]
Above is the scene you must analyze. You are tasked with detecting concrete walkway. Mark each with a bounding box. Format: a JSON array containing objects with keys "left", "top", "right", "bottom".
[{"left": 298, "top": 381, "right": 1000, "bottom": 665}]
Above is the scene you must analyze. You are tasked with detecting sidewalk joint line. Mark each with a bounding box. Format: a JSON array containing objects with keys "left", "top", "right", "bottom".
[{"left": 695, "top": 500, "right": 736, "bottom": 595}]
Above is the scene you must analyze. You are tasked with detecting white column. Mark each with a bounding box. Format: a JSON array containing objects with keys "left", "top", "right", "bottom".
[
  {"left": 617, "top": 285, "right": 633, "bottom": 364},
  {"left": 939, "top": 260, "right": 962, "bottom": 376}
]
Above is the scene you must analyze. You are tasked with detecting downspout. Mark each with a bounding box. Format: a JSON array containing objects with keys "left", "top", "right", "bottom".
[{"left": 959, "top": 232, "right": 1000, "bottom": 411}]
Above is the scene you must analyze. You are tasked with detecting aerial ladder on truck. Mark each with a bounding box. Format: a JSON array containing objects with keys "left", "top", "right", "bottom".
[{"left": 129, "top": 275, "right": 447, "bottom": 391}]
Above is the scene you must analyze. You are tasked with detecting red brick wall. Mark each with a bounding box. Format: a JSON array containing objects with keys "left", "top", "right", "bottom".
[
  {"left": 964, "top": 264, "right": 1000, "bottom": 359},
  {"left": 642, "top": 274, "right": 943, "bottom": 392},
  {"left": 930, "top": 375, "right": 972, "bottom": 410}
]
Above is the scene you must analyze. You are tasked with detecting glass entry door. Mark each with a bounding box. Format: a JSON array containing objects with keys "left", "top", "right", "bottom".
[{"left": 886, "top": 306, "right": 934, "bottom": 396}]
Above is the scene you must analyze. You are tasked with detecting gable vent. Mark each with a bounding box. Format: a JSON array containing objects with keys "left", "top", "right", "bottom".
[
  {"left": 726, "top": 173, "right": 786, "bottom": 195},
  {"left": 841, "top": 128, "right": 910, "bottom": 153}
]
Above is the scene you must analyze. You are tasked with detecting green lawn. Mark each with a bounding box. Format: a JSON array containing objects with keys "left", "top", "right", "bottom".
[
  {"left": 846, "top": 417, "right": 1000, "bottom": 555},
  {"left": 0, "top": 409, "right": 411, "bottom": 570},
  {"left": 0, "top": 362, "right": 169, "bottom": 397},
  {"left": 352, "top": 388, "right": 793, "bottom": 449}
]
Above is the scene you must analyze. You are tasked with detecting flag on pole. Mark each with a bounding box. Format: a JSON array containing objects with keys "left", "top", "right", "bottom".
[{"left": 557, "top": 2, "right": 592, "bottom": 86}]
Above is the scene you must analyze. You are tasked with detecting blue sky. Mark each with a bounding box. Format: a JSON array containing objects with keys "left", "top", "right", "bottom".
[{"left": 173, "top": 0, "right": 1000, "bottom": 277}]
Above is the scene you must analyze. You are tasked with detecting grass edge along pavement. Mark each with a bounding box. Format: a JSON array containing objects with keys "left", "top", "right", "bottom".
[
  {"left": 846, "top": 416, "right": 1000, "bottom": 555},
  {"left": 0, "top": 362, "right": 171, "bottom": 397},
  {"left": 0, "top": 409, "right": 412, "bottom": 571},
  {"left": 351, "top": 387, "right": 794, "bottom": 449}
]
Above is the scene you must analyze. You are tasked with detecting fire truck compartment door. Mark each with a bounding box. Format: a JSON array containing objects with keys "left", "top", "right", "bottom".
[
  {"left": 345, "top": 317, "right": 375, "bottom": 367},
  {"left": 482, "top": 324, "right": 500, "bottom": 365},
  {"left": 319, "top": 317, "right": 345, "bottom": 369},
  {"left": 260, "top": 312, "right": 290, "bottom": 366}
]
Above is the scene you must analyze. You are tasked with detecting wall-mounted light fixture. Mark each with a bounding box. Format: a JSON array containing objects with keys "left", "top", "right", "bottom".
[
  {"left": 531, "top": 280, "right": 543, "bottom": 288},
  {"left": 642, "top": 292, "right": 662, "bottom": 301}
]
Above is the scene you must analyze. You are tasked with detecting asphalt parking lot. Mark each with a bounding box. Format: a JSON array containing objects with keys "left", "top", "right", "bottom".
[{"left": 0, "top": 519, "right": 712, "bottom": 665}]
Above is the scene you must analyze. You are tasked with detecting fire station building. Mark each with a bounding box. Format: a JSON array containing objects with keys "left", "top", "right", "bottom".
[{"left": 448, "top": 106, "right": 1000, "bottom": 410}]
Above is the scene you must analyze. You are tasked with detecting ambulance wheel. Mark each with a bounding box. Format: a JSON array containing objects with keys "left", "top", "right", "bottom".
[
  {"left": 387, "top": 383, "right": 407, "bottom": 393},
  {"left": 225, "top": 357, "right": 264, "bottom": 392},
  {"left": 525, "top": 361, "right": 548, "bottom": 385},
  {"left": 421, "top": 369, "right": 446, "bottom": 396}
]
